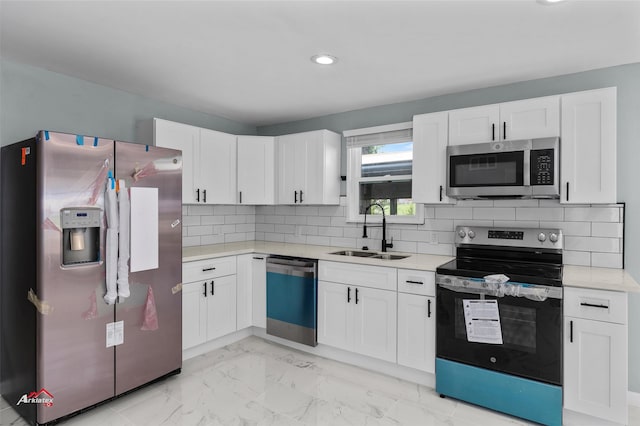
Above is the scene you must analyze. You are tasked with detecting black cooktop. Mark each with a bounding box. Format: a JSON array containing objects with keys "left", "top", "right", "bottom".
[{"left": 437, "top": 246, "right": 563, "bottom": 287}]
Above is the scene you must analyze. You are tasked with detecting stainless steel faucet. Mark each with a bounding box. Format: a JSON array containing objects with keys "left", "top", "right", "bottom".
[{"left": 362, "top": 203, "right": 393, "bottom": 252}]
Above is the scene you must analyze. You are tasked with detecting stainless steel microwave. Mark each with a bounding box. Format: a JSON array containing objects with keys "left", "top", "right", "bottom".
[{"left": 446, "top": 137, "right": 560, "bottom": 199}]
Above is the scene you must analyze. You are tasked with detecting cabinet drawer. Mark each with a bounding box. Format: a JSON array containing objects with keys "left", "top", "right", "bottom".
[
  {"left": 319, "top": 261, "right": 396, "bottom": 291},
  {"left": 564, "top": 287, "right": 627, "bottom": 324},
  {"left": 183, "top": 256, "right": 237, "bottom": 282},
  {"left": 397, "top": 269, "right": 435, "bottom": 296}
]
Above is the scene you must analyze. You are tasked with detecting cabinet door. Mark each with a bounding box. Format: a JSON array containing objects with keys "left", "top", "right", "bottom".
[
  {"left": 499, "top": 96, "right": 559, "bottom": 140},
  {"left": 276, "top": 134, "right": 302, "bottom": 204},
  {"left": 448, "top": 104, "right": 500, "bottom": 145},
  {"left": 318, "top": 280, "right": 352, "bottom": 351},
  {"left": 206, "top": 275, "right": 237, "bottom": 340},
  {"left": 236, "top": 255, "right": 253, "bottom": 330},
  {"left": 199, "top": 128, "right": 237, "bottom": 204},
  {"left": 397, "top": 293, "right": 435, "bottom": 373},
  {"left": 251, "top": 254, "right": 267, "bottom": 328},
  {"left": 237, "top": 136, "right": 275, "bottom": 205},
  {"left": 299, "top": 132, "right": 323, "bottom": 204},
  {"left": 352, "top": 287, "right": 397, "bottom": 363},
  {"left": 154, "top": 119, "right": 199, "bottom": 204},
  {"left": 564, "top": 317, "right": 627, "bottom": 424},
  {"left": 560, "top": 88, "right": 616, "bottom": 204},
  {"left": 182, "top": 281, "right": 208, "bottom": 350},
  {"left": 412, "top": 112, "right": 452, "bottom": 204}
]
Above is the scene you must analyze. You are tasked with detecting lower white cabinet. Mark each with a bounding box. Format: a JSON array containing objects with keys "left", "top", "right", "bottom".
[
  {"left": 397, "top": 293, "right": 435, "bottom": 373},
  {"left": 397, "top": 268, "right": 436, "bottom": 373},
  {"left": 236, "top": 254, "right": 253, "bottom": 330},
  {"left": 563, "top": 287, "right": 628, "bottom": 424},
  {"left": 318, "top": 279, "right": 397, "bottom": 363},
  {"left": 182, "top": 257, "right": 238, "bottom": 350},
  {"left": 251, "top": 254, "right": 267, "bottom": 328}
]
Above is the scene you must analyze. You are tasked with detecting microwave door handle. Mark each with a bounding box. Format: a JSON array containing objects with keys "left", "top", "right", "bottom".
[{"left": 523, "top": 149, "right": 531, "bottom": 187}]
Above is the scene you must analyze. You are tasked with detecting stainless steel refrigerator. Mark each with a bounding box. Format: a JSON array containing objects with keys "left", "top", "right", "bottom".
[{"left": 1, "top": 131, "right": 183, "bottom": 425}]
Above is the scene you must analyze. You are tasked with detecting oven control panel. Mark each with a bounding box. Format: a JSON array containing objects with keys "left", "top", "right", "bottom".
[{"left": 456, "top": 226, "right": 563, "bottom": 249}]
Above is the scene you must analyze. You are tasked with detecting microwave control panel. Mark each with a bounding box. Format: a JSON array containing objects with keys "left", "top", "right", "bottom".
[{"left": 530, "top": 149, "right": 555, "bottom": 186}]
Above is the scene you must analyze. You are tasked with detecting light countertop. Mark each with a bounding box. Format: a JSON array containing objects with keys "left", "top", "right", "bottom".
[{"left": 183, "top": 241, "right": 640, "bottom": 293}]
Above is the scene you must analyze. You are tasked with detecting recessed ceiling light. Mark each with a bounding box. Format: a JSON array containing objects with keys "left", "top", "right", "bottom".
[
  {"left": 537, "top": 0, "right": 566, "bottom": 4},
  {"left": 311, "top": 54, "right": 337, "bottom": 65}
]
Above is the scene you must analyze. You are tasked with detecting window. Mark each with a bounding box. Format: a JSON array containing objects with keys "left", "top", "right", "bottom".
[{"left": 345, "top": 122, "right": 423, "bottom": 224}]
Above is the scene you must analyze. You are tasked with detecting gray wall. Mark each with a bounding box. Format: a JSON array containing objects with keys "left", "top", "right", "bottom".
[
  {"left": 0, "top": 59, "right": 256, "bottom": 146},
  {"left": 258, "top": 63, "right": 640, "bottom": 393}
]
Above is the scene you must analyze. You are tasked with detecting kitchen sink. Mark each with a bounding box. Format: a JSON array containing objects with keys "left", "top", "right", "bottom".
[
  {"left": 329, "top": 250, "right": 377, "bottom": 257},
  {"left": 371, "top": 253, "right": 410, "bottom": 260}
]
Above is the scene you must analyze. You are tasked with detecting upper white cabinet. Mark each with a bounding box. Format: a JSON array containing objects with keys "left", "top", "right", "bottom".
[
  {"left": 237, "top": 136, "right": 275, "bottom": 205},
  {"left": 200, "top": 128, "right": 237, "bottom": 204},
  {"left": 154, "top": 118, "right": 236, "bottom": 204},
  {"left": 564, "top": 286, "right": 627, "bottom": 424},
  {"left": 154, "top": 118, "right": 199, "bottom": 204},
  {"left": 560, "top": 88, "right": 617, "bottom": 204},
  {"left": 412, "top": 111, "right": 453, "bottom": 204},
  {"left": 448, "top": 96, "right": 560, "bottom": 145},
  {"left": 276, "top": 130, "right": 341, "bottom": 205}
]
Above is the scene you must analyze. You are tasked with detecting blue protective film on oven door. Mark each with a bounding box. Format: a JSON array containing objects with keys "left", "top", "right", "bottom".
[{"left": 436, "top": 358, "right": 562, "bottom": 426}]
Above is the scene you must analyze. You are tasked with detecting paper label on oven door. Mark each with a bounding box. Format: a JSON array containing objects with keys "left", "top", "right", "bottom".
[{"left": 463, "top": 299, "right": 503, "bottom": 344}]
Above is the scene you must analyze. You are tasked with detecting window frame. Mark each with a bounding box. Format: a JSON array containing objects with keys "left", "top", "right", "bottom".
[{"left": 345, "top": 122, "right": 424, "bottom": 225}]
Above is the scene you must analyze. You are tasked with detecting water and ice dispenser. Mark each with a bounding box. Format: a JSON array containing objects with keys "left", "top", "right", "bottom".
[{"left": 61, "top": 208, "right": 101, "bottom": 266}]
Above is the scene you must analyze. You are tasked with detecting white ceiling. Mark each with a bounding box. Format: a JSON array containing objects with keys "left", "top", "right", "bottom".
[{"left": 1, "top": 1, "right": 639, "bottom": 127}]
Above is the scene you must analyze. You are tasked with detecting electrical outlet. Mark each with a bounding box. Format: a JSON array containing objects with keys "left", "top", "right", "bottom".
[{"left": 430, "top": 232, "right": 438, "bottom": 244}]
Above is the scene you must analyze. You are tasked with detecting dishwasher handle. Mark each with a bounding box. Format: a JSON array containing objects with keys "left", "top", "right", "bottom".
[{"left": 266, "top": 257, "right": 317, "bottom": 278}]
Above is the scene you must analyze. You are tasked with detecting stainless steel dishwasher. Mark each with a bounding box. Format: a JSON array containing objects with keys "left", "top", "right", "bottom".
[{"left": 266, "top": 256, "right": 318, "bottom": 346}]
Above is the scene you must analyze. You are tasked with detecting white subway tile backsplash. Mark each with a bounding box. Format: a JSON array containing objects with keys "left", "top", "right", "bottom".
[
  {"left": 296, "top": 206, "right": 319, "bottom": 216},
  {"left": 306, "top": 235, "right": 332, "bottom": 246},
  {"left": 591, "top": 252, "right": 623, "bottom": 268},
  {"left": 591, "top": 222, "right": 623, "bottom": 238},
  {"left": 539, "top": 221, "right": 590, "bottom": 236},
  {"left": 188, "top": 225, "right": 213, "bottom": 236},
  {"left": 473, "top": 208, "right": 515, "bottom": 221},
  {"left": 565, "top": 236, "right": 621, "bottom": 253},
  {"left": 201, "top": 215, "right": 225, "bottom": 225},
  {"left": 435, "top": 207, "right": 472, "bottom": 220},
  {"left": 417, "top": 242, "right": 454, "bottom": 256},
  {"left": 235, "top": 223, "right": 256, "bottom": 233},
  {"left": 330, "top": 237, "right": 357, "bottom": 248},
  {"left": 236, "top": 205, "right": 256, "bottom": 215},
  {"left": 225, "top": 215, "right": 247, "bottom": 224},
  {"left": 307, "top": 216, "right": 331, "bottom": 226},
  {"left": 285, "top": 215, "right": 307, "bottom": 225},
  {"left": 493, "top": 221, "right": 539, "bottom": 229},
  {"left": 213, "top": 205, "right": 237, "bottom": 215},
  {"left": 391, "top": 240, "right": 417, "bottom": 253},
  {"left": 564, "top": 206, "right": 621, "bottom": 222},
  {"left": 318, "top": 226, "right": 343, "bottom": 238},
  {"left": 188, "top": 205, "right": 214, "bottom": 215},
  {"left": 201, "top": 234, "right": 224, "bottom": 245},
  {"left": 563, "top": 250, "right": 591, "bottom": 266},
  {"left": 264, "top": 215, "right": 285, "bottom": 224},
  {"left": 182, "top": 198, "right": 624, "bottom": 271},
  {"left": 182, "top": 236, "right": 201, "bottom": 247},
  {"left": 275, "top": 206, "right": 297, "bottom": 215},
  {"left": 493, "top": 199, "right": 540, "bottom": 207},
  {"left": 274, "top": 224, "right": 295, "bottom": 234},
  {"left": 515, "top": 208, "right": 563, "bottom": 221},
  {"left": 420, "top": 219, "right": 454, "bottom": 232}
]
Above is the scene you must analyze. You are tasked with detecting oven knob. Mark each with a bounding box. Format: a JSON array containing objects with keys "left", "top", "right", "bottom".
[
  {"left": 538, "top": 232, "right": 547, "bottom": 242},
  {"left": 549, "top": 233, "right": 559, "bottom": 243},
  {"left": 458, "top": 229, "right": 467, "bottom": 238},
  {"left": 468, "top": 230, "right": 476, "bottom": 239}
]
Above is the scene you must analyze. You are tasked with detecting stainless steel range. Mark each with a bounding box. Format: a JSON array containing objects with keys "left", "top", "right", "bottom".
[{"left": 435, "top": 226, "right": 563, "bottom": 426}]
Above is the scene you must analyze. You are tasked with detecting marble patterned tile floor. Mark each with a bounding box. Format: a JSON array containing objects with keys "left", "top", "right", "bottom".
[{"left": 1, "top": 336, "right": 638, "bottom": 425}]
